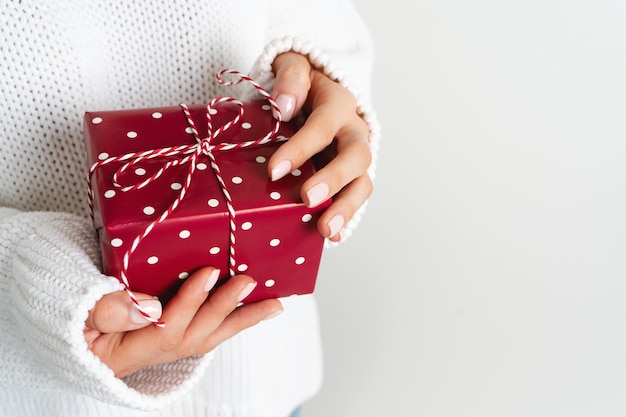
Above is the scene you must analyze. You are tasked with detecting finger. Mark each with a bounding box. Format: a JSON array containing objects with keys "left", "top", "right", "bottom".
[
  {"left": 108, "top": 295, "right": 281, "bottom": 378},
  {"left": 86, "top": 290, "right": 162, "bottom": 334},
  {"left": 120, "top": 267, "right": 222, "bottom": 366},
  {"left": 271, "top": 52, "right": 312, "bottom": 122},
  {"left": 301, "top": 119, "right": 372, "bottom": 208},
  {"left": 317, "top": 174, "right": 374, "bottom": 242},
  {"left": 197, "top": 299, "right": 283, "bottom": 354},
  {"left": 184, "top": 274, "right": 262, "bottom": 342},
  {"left": 157, "top": 266, "right": 221, "bottom": 334},
  {"left": 268, "top": 73, "right": 356, "bottom": 182}
]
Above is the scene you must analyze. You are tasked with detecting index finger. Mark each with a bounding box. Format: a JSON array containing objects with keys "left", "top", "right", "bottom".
[
  {"left": 271, "top": 52, "right": 312, "bottom": 122},
  {"left": 268, "top": 72, "right": 356, "bottom": 180}
]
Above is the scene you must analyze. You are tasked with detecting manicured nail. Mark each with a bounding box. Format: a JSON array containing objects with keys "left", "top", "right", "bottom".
[
  {"left": 237, "top": 281, "right": 257, "bottom": 302},
  {"left": 204, "top": 269, "right": 220, "bottom": 292},
  {"left": 130, "top": 299, "right": 162, "bottom": 324},
  {"left": 274, "top": 94, "right": 296, "bottom": 122},
  {"left": 306, "top": 182, "right": 329, "bottom": 207},
  {"left": 328, "top": 214, "right": 345, "bottom": 238},
  {"left": 262, "top": 308, "right": 284, "bottom": 321},
  {"left": 271, "top": 160, "right": 292, "bottom": 181}
]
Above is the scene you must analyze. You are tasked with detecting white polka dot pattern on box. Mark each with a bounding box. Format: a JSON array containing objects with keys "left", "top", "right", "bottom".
[{"left": 86, "top": 100, "right": 329, "bottom": 305}]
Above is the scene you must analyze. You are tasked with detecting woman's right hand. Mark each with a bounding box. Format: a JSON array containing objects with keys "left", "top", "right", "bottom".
[{"left": 84, "top": 267, "right": 283, "bottom": 378}]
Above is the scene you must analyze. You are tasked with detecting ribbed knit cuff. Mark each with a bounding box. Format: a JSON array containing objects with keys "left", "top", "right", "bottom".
[
  {"left": 0, "top": 210, "right": 213, "bottom": 411},
  {"left": 248, "top": 36, "right": 381, "bottom": 246}
]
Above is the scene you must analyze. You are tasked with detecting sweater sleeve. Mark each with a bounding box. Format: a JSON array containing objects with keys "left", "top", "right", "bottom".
[
  {"left": 248, "top": 0, "right": 381, "bottom": 245},
  {"left": 0, "top": 208, "right": 214, "bottom": 411}
]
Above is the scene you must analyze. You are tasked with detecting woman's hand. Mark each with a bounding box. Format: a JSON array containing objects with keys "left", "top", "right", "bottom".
[
  {"left": 84, "top": 268, "right": 282, "bottom": 378},
  {"left": 269, "top": 52, "right": 373, "bottom": 242}
]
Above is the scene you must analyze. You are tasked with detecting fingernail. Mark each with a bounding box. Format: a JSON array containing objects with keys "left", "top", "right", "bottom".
[
  {"left": 271, "top": 160, "right": 292, "bottom": 181},
  {"left": 274, "top": 94, "right": 296, "bottom": 122},
  {"left": 262, "top": 308, "right": 284, "bottom": 321},
  {"left": 204, "top": 269, "right": 220, "bottom": 292},
  {"left": 237, "top": 281, "right": 257, "bottom": 302},
  {"left": 328, "top": 215, "right": 345, "bottom": 238},
  {"left": 306, "top": 183, "right": 329, "bottom": 207},
  {"left": 130, "top": 299, "right": 162, "bottom": 324}
]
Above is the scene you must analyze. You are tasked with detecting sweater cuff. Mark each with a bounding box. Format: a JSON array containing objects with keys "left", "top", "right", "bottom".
[
  {"left": 1, "top": 211, "right": 213, "bottom": 411},
  {"left": 248, "top": 36, "right": 381, "bottom": 245}
]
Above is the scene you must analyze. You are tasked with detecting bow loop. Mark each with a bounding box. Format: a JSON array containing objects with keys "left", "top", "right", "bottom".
[{"left": 87, "top": 70, "right": 286, "bottom": 326}]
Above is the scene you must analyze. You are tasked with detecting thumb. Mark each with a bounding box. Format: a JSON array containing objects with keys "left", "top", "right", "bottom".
[
  {"left": 271, "top": 52, "right": 312, "bottom": 122},
  {"left": 86, "top": 290, "right": 162, "bottom": 334}
]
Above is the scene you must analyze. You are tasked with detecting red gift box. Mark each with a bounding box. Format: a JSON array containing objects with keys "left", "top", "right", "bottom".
[{"left": 84, "top": 96, "right": 330, "bottom": 307}]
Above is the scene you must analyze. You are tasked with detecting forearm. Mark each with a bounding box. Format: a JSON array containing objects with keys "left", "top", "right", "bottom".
[{"left": 0, "top": 208, "right": 213, "bottom": 410}]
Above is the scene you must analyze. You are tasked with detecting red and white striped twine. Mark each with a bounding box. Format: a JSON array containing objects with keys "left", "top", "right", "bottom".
[{"left": 87, "top": 70, "right": 284, "bottom": 326}]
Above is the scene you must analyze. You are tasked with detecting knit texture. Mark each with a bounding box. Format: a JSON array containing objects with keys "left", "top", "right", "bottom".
[{"left": 0, "top": 1, "right": 379, "bottom": 416}]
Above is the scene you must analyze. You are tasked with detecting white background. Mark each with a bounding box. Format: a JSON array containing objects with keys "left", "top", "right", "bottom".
[{"left": 304, "top": 1, "right": 626, "bottom": 416}]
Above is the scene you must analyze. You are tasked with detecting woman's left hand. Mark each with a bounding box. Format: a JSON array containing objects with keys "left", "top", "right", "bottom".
[{"left": 269, "top": 52, "right": 373, "bottom": 242}]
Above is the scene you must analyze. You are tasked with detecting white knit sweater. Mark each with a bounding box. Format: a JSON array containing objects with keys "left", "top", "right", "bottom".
[{"left": 0, "top": 1, "right": 380, "bottom": 416}]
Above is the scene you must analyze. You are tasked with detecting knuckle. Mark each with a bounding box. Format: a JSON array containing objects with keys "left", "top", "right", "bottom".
[
  {"left": 342, "top": 88, "right": 357, "bottom": 109},
  {"left": 206, "top": 287, "right": 233, "bottom": 309},
  {"left": 205, "top": 289, "right": 239, "bottom": 318},
  {"left": 349, "top": 177, "right": 374, "bottom": 212},
  {"left": 279, "top": 63, "right": 311, "bottom": 91},
  {"left": 362, "top": 176, "right": 374, "bottom": 198},
  {"left": 315, "top": 124, "right": 337, "bottom": 148},
  {"left": 283, "top": 140, "right": 310, "bottom": 166},
  {"left": 158, "top": 335, "right": 183, "bottom": 355},
  {"left": 91, "top": 301, "right": 117, "bottom": 332},
  {"left": 339, "top": 176, "right": 373, "bottom": 216},
  {"left": 355, "top": 142, "right": 373, "bottom": 169}
]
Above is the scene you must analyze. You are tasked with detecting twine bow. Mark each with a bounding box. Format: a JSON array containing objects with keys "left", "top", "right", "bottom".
[{"left": 88, "top": 70, "right": 285, "bottom": 326}]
